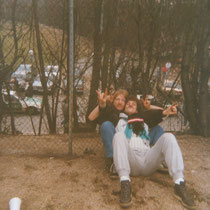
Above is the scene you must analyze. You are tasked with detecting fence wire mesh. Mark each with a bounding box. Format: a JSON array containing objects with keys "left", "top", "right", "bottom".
[{"left": 0, "top": 0, "right": 189, "bottom": 157}]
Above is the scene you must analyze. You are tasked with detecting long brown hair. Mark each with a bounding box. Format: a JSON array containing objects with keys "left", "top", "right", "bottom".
[{"left": 112, "top": 89, "right": 128, "bottom": 102}]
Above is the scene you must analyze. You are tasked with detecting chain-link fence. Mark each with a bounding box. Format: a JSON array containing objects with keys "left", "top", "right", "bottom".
[{"left": 0, "top": 0, "right": 191, "bottom": 157}]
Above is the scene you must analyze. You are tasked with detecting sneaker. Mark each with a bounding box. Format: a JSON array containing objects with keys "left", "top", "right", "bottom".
[
  {"left": 120, "top": 180, "right": 132, "bottom": 208},
  {"left": 174, "top": 181, "right": 196, "bottom": 210},
  {"left": 109, "top": 163, "right": 118, "bottom": 180}
]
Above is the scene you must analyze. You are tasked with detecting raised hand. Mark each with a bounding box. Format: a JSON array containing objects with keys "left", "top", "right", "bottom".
[
  {"left": 163, "top": 103, "right": 177, "bottom": 116},
  {"left": 96, "top": 88, "right": 108, "bottom": 108}
]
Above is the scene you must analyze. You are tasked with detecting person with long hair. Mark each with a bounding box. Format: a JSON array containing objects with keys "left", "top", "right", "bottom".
[{"left": 88, "top": 89, "right": 164, "bottom": 178}]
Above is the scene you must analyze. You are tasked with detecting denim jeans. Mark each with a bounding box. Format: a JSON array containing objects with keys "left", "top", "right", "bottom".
[
  {"left": 100, "top": 121, "right": 115, "bottom": 158},
  {"left": 149, "top": 125, "right": 164, "bottom": 146},
  {"left": 100, "top": 121, "right": 164, "bottom": 158}
]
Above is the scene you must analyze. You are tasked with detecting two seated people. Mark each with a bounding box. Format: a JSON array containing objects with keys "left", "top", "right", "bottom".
[{"left": 88, "top": 89, "right": 195, "bottom": 209}]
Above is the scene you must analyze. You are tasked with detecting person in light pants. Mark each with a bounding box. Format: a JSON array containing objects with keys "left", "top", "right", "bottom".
[
  {"left": 113, "top": 132, "right": 184, "bottom": 181},
  {"left": 113, "top": 95, "right": 195, "bottom": 209}
]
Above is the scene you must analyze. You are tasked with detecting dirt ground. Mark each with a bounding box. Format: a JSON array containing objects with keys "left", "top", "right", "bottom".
[{"left": 0, "top": 133, "right": 209, "bottom": 210}]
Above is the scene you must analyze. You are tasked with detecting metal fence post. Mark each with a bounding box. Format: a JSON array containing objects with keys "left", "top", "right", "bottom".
[{"left": 68, "top": 0, "right": 74, "bottom": 156}]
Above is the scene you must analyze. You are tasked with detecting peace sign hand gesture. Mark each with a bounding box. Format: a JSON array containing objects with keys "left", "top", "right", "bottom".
[{"left": 96, "top": 88, "right": 108, "bottom": 108}]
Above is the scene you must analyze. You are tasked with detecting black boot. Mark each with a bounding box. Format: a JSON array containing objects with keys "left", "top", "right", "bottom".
[
  {"left": 120, "top": 180, "right": 132, "bottom": 208},
  {"left": 174, "top": 181, "right": 196, "bottom": 209}
]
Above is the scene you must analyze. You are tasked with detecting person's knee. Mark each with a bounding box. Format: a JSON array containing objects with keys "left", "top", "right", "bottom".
[
  {"left": 156, "top": 125, "right": 164, "bottom": 133},
  {"left": 161, "top": 133, "right": 177, "bottom": 144},
  {"left": 101, "top": 121, "right": 114, "bottom": 132},
  {"left": 100, "top": 121, "right": 115, "bottom": 137},
  {"left": 152, "top": 125, "right": 164, "bottom": 135},
  {"left": 149, "top": 125, "right": 164, "bottom": 145}
]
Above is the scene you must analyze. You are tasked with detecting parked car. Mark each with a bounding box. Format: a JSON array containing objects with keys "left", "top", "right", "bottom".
[
  {"left": 63, "top": 78, "right": 84, "bottom": 94},
  {"left": 74, "top": 78, "right": 84, "bottom": 94},
  {"left": 74, "top": 67, "right": 84, "bottom": 94},
  {"left": 11, "top": 64, "right": 37, "bottom": 91},
  {"left": 2, "top": 90, "right": 42, "bottom": 114},
  {"left": 45, "top": 65, "right": 59, "bottom": 77},
  {"left": 11, "top": 64, "right": 32, "bottom": 77},
  {"left": 164, "top": 80, "right": 182, "bottom": 95},
  {"left": 11, "top": 64, "right": 59, "bottom": 93},
  {"left": 11, "top": 64, "right": 32, "bottom": 79},
  {"left": 32, "top": 75, "right": 54, "bottom": 94}
]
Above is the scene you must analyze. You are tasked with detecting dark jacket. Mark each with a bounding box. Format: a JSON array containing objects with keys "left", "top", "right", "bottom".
[
  {"left": 95, "top": 102, "right": 121, "bottom": 127},
  {"left": 139, "top": 109, "right": 164, "bottom": 128}
]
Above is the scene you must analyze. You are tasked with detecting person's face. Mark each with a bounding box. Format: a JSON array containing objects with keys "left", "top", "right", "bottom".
[
  {"left": 124, "top": 100, "right": 138, "bottom": 115},
  {"left": 113, "top": 94, "right": 126, "bottom": 111}
]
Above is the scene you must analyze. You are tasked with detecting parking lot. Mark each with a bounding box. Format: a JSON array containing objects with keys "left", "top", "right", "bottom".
[
  {"left": 1, "top": 95, "right": 65, "bottom": 135},
  {"left": 1, "top": 102, "right": 188, "bottom": 136}
]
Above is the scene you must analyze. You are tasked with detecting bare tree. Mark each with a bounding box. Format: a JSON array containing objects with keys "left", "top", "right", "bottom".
[
  {"left": 0, "top": 0, "right": 26, "bottom": 134},
  {"left": 180, "top": 1, "right": 209, "bottom": 137},
  {"left": 32, "top": 0, "right": 55, "bottom": 133},
  {"left": 86, "top": 0, "right": 103, "bottom": 118}
]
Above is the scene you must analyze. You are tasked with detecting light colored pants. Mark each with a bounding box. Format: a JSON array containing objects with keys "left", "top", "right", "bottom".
[
  {"left": 100, "top": 121, "right": 164, "bottom": 158},
  {"left": 113, "top": 132, "right": 184, "bottom": 182}
]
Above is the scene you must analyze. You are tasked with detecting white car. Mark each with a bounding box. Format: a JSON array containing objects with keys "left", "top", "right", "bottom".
[
  {"left": 11, "top": 65, "right": 31, "bottom": 90},
  {"left": 45, "top": 65, "right": 60, "bottom": 84},
  {"left": 164, "top": 80, "right": 182, "bottom": 95},
  {"left": 32, "top": 75, "right": 53, "bottom": 94},
  {"left": 11, "top": 64, "right": 58, "bottom": 93},
  {"left": 74, "top": 78, "right": 84, "bottom": 93},
  {"left": 11, "top": 64, "right": 32, "bottom": 80},
  {"left": 2, "top": 90, "right": 42, "bottom": 114}
]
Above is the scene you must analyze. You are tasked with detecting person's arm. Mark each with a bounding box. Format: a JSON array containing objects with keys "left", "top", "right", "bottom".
[
  {"left": 149, "top": 105, "right": 164, "bottom": 110},
  {"left": 142, "top": 109, "right": 164, "bottom": 128},
  {"left": 88, "top": 105, "right": 100, "bottom": 121},
  {"left": 143, "top": 104, "right": 177, "bottom": 128},
  {"left": 116, "top": 119, "right": 127, "bottom": 133},
  {"left": 88, "top": 88, "right": 109, "bottom": 121}
]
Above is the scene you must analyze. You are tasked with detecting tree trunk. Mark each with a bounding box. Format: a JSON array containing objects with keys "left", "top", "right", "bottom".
[
  {"left": 101, "top": 0, "right": 118, "bottom": 91},
  {"left": 181, "top": 55, "right": 199, "bottom": 134},
  {"left": 86, "top": 0, "right": 103, "bottom": 118},
  {"left": 32, "top": 0, "right": 54, "bottom": 133},
  {"left": 181, "top": 0, "right": 209, "bottom": 137},
  {"left": 197, "top": 0, "right": 209, "bottom": 137}
]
